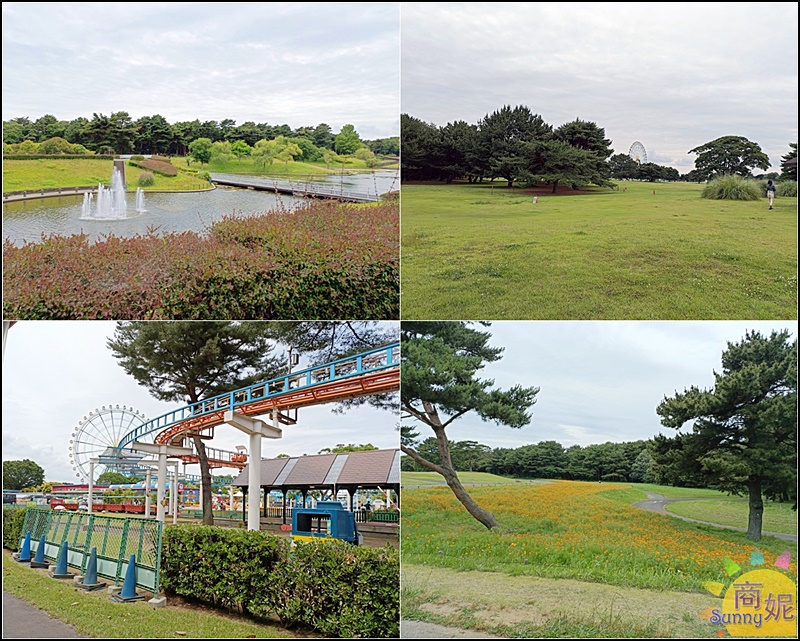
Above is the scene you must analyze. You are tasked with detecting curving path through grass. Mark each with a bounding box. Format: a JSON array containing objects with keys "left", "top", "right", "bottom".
[{"left": 632, "top": 491, "right": 797, "bottom": 543}]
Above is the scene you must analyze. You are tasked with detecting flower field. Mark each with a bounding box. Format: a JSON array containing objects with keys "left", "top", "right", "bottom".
[{"left": 401, "top": 481, "right": 797, "bottom": 592}]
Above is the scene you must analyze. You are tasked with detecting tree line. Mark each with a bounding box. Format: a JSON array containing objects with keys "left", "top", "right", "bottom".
[
  {"left": 402, "top": 437, "right": 660, "bottom": 484},
  {"left": 3, "top": 112, "right": 399, "bottom": 158},
  {"left": 403, "top": 107, "right": 798, "bottom": 186},
  {"left": 402, "top": 105, "right": 683, "bottom": 189}
]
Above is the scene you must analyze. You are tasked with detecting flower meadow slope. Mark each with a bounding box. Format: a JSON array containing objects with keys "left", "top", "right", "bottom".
[{"left": 402, "top": 481, "right": 797, "bottom": 593}]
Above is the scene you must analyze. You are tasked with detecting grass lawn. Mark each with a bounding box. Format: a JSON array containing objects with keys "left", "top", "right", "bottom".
[
  {"left": 401, "top": 480, "right": 797, "bottom": 637},
  {"left": 3, "top": 158, "right": 210, "bottom": 192},
  {"left": 666, "top": 498, "right": 798, "bottom": 535},
  {"left": 400, "top": 180, "right": 797, "bottom": 319},
  {"left": 2, "top": 550, "right": 301, "bottom": 638},
  {"left": 625, "top": 483, "right": 730, "bottom": 499}
]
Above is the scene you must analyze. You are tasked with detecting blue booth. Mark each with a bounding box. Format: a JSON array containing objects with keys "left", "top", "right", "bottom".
[{"left": 291, "top": 500, "right": 363, "bottom": 545}]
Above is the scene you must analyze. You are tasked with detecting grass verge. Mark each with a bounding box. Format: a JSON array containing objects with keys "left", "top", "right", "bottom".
[
  {"left": 2, "top": 550, "right": 300, "bottom": 638},
  {"left": 402, "top": 564, "right": 720, "bottom": 638}
]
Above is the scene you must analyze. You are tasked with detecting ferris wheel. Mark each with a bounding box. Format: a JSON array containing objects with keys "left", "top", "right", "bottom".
[
  {"left": 629, "top": 141, "right": 647, "bottom": 164},
  {"left": 69, "top": 405, "right": 150, "bottom": 482}
]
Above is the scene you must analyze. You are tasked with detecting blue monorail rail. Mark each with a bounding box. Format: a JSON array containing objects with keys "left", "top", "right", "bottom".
[{"left": 117, "top": 343, "right": 400, "bottom": 450}]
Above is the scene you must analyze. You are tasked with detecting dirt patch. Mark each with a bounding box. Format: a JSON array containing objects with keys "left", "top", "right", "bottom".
[{"left": 403, "top": 564, "right": 720, "bottom": 638}]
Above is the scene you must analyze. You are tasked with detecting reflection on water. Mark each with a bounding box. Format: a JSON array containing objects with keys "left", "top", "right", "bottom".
[{"left": 2, "top": 170, "right": 398, "bottom": 246}]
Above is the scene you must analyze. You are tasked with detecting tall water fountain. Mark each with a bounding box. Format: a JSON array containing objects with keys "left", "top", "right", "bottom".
[{"left": 80, "top": 167, "right": 146, "bottom": 220}]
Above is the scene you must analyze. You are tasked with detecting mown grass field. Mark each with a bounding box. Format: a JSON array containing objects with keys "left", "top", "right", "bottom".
[
  {"left": 666, "top": 498, "right": 798, "bottom": 535},
  {"left": 3, "top": 158, "right": 209, "bottom": 192},
  {"left": 401, "top": 480, "right": 797, "bottom": 637},
  {"left": 400, "top": 180, "right": 797, "bottom": 319}
]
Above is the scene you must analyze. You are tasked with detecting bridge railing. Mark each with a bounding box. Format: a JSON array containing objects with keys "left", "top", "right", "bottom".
[{"left": 118, "top": 342, "right": 400, "bottom": 450}]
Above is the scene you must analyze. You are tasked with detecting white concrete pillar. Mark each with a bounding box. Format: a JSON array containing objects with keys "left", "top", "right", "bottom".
[
  {"left": 157, "top": 453, "right": 167, "bottom": 522},
  {"left": 88, "top": 459, "right": 97, "bottom": 515},
  {"left": 145, "top": 468, "right": 153, "bottom": 519},
  {"left": 223, "top": 409, "right": 282, "bottom": 531}
]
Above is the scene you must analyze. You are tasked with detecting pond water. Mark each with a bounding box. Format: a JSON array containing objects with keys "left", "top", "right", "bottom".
[{"left": 2, "top": 170, "right": 399, "bottom": 246}]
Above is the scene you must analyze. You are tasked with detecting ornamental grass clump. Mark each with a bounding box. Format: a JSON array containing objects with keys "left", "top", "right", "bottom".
[
  {"left": 701, "top": 174, "right": 761, "bottom": 200},
  {"left": 777, "top": 180, "right": 797, "bottom": 197}
]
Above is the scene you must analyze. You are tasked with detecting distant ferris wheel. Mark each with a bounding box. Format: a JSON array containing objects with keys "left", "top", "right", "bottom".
[
  {"left": 69, "top": 405, "right": 149, "bottom": 482},
  {"left": 629, "top": 141, "right": 647, "bottom": 164}
]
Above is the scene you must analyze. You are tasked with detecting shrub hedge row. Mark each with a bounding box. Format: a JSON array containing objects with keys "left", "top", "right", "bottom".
[
  {"left": 160, "top": 525, "right": 399, "bottom": 638},
  {"left": 3, "top": 154, "right": 114, "bottom": 160},
  {"left": 2, "top": 199, "right": 399, "bottom": 319},
  {"left": 2, "top": 506, "right": 27, "bottom": 551},
  {"left": 129, "top": 158, "right": 179, "bottom": 176}
]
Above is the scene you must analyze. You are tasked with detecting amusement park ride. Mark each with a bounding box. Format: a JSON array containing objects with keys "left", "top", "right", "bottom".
[{"left": 70, "top": 343, "right": 401, "bottom": 531}]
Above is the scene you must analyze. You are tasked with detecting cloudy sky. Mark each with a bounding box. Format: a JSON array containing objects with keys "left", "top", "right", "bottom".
[
  {"left": 404, "top": 321, "right": 798, "bottom": 451},
  {"left": 401, "top": 2, "right": 798, "bottom": 173},
  {"left": 1, "top": 3, "right": 400, "bottom": 140},
  {"left": 2, "top": 322, "right": 400, "bottom": 483}
]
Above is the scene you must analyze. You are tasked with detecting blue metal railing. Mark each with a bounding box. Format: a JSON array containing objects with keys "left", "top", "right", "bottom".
[{"left": 117, "top": 343, "right": 400, "bottom": 451}]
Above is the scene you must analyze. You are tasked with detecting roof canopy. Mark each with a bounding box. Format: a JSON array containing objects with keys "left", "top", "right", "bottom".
[{"left": 231, "top": 449, "right": 400, "bottom": 492}]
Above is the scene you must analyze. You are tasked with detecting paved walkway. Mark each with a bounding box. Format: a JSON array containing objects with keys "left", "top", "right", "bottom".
[
  {"left": 2, "top": 591, "right": 89, "bottom": 638},
  {"left": 401, "top": 619, "right": 502, "bottom": 638},
  {"left": 632, "top": 492, "right": 797, "bottom": 543}
]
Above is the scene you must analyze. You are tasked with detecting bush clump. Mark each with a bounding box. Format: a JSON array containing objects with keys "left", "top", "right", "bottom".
[
  {"left": 137, "top": 170, "right": 155, "bottom": 187},
  {"left": 3, "top": 506, "right": 27, "bottom": 551},
  {"left": 701, "top": 175, "right": 762, "bottom": 200},
  {"left": 160, "top": 525, "right": 399, "bottom": 638},
  {"left": 777, "top": 180, "right": 797, "bottom": 197}
]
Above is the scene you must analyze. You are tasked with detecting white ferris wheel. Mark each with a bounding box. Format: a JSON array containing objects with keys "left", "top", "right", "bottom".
[
  {"left": 69, "top": 405, "right": 150, "bottom": 482},
  {"left": 629, "top": 141, "right": 647, "bottom": 164}
]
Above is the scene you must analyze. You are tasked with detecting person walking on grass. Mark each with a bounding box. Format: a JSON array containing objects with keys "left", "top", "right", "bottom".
[{"left": 767, "top": 179, "right": 777, "bottom": 209}]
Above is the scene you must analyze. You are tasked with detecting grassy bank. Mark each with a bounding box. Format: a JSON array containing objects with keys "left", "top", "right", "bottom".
[
  {"left": 3, "top": 158, "right": 209, "bottom": 192},
  {"left": 400, "top": 180, "right": 797, "bottom": 319}
]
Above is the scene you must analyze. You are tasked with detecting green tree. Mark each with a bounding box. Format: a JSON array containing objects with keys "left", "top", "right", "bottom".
[
  {"left": 401, "top": 322, "right": 539, "bottom": 529},
  {"left": 479, "top": 105, "right": 552, "bottom": 188},
  {"left": 231, "top": 139, "right": 252, "bottom": 165},
  {"left": 318, "top": 443, "right": 378, "bottom": 454},
  {"left": 3, "top": 459, "right": 45, "bottom": 490},
  {"left": 188, "top": 137, "right": 214, "bottom": 167},
  {"left": 688, "top": 135, "right": 771, "bottom": 180},
  {"left": 96, "top": 471, "right": 142, "bottom": 486},
  {"left": 107, "top": 321, "right": 284, "bottom": 525},
  {"left": 780, "top": 143, "right": 797, "bottom": 181},
  {"left": 654, "top": 330, "right": 797, "bottom": 541},
  {"left": 334, "top": 124, "right": 362, "bottom": 155}
]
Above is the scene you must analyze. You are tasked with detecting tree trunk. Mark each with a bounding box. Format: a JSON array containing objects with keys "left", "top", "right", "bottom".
[
  {"left": 193, "top": 435, "right": 214, "bottom": 526},
  {"left": 432, "top": 425, "right": 499, "bottom": 529},
  {"left": 746, "top": 478, "right": 763, "bottom": 542},
  {"left": 551, "top": 180, "right": 559, "bottom": 194}
]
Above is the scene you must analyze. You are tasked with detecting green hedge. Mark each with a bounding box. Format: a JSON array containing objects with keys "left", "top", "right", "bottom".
[
  {"left": 3, "top": 154, "right": 113, "bottom": 160},
  {"left": 2, "top": 506, "right": 27, "bottom": 551},
  {"left": 160, "top": 525, "right": 399, "bottom": 638}
]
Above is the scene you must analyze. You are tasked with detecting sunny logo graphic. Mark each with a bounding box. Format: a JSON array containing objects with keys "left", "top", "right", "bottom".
[{"left": 702, "top": 550, "right": 796, "bottom": 637}]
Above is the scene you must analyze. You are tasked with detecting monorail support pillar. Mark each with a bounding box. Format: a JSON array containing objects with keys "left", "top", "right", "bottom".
[{"left": 223, "top": 409, "right": 282, "bottom": 531}]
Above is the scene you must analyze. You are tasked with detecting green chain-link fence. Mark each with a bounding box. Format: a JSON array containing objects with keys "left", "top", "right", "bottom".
[{"left": 20, "top": 508, "right": 163, "bottom": 594}]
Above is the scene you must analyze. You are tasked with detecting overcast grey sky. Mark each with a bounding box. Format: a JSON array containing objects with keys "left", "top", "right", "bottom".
[
  {"left": 405, "top": 321, "right": 798, "bottom": 451},
  {"left": 1, "top": 3, "right": 400, "bottom": 140},
  {"left": 401, "top": 2, "right": 798, "bottom": 173},
  {"left": 2, "top": 322, "right": 400, "bottom": 483}
]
